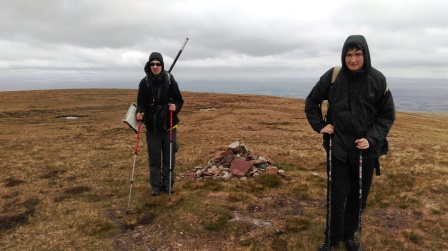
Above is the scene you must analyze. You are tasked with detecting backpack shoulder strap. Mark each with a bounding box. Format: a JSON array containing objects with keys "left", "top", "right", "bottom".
[
  {"left": 165, "top": 72, "right": 171, "bottom": 87},
  {"left": 145, "top": 75, "right": 150, "bottom": 87},
  {"left": 331, "top": 66, "right": 342, "bottom": 84},
  {"left": 145, "top": 72, "right": 171, "bottom": 88},
  {"left": 325, "top": 66, "right": 341, "bottom": 121}
]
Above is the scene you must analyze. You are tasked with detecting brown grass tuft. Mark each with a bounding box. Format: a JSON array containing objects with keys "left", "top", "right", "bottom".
[
  {"left": 64, "top": 185, "right": 92, "bottom": 195},
  {"left": 0, "top": 197, "right": 40, "bottom": 232},
  {"left": 4, "top": 178, "right": 25, "bottom": 187}
]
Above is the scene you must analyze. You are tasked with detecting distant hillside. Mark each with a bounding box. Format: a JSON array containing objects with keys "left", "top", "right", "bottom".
[{"left": 2, "top": 77, "right": 447, "bottom": 112}]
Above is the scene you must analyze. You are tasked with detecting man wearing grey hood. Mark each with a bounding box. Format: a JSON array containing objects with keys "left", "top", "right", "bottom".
[
  {"left": 305, "top": 35, "right": 395, "bottom": 251},
  {"left": 137, "top": 52, "right": 184, "bottom": 196}
]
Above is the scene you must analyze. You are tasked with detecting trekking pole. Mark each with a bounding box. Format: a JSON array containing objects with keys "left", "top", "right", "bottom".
[
  {"left": 168, "top": 100, "right": 174, "bottom": 201},
  {"left": 358, "top": 150, "right": 363, "bottom": 247},
  {"left": 126, "top": 121, "right": 142, "bottom": 213},
  {"left": 327, "top": 135, "right": 333, "bottom": 251},
  {"left": 168, "top": 38, "right": 189, "bottom": 73}
]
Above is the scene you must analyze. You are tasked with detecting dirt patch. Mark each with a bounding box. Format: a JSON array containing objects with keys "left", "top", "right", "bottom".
[{"left": 371, "top": 208, "right": 422, "bottom": 230}]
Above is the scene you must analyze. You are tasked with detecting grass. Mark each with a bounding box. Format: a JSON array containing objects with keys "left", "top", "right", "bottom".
[{"left": 0, "top": 89, "right": 447, "bottom": 250}]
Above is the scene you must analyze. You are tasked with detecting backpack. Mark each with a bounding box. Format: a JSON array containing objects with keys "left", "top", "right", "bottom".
[{"left": 331, "top": 66, "right": 342, "bottom": 84}]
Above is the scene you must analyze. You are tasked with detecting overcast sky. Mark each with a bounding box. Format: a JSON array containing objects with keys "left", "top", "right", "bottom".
[{"left": 0, "top": 0, "right": 447, "bottom": 91}]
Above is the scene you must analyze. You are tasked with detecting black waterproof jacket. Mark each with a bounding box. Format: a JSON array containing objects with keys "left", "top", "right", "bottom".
[
  {"left": 305, "top": 35, "right": 395, "bottom": 162},
  {"left": 137, "top": 52, "right": 184, "bottom": 133}
]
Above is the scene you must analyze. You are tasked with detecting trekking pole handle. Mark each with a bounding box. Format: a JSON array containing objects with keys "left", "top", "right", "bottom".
[{"left": 168, "top": 38, "right": 189, "bottom": 73}]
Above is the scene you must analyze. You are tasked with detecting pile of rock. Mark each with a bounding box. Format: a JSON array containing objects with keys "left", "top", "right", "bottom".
[{"left": 182, "top": 142, "right": 288, "bottom": 181}]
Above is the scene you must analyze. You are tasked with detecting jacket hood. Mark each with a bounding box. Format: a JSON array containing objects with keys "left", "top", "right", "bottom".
[
  {"left": 144, "top": 52, "right": 165, "bottom": 76},
  {"left": 341, "top": 35, "right": 371, "bottom": 72}
]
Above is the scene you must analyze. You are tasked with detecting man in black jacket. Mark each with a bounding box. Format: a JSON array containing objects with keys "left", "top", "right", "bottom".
[
  {"left": 137, "top": 52, "right": 184, "bottom": 196},
  {"left": 305, "top": 35, "right": 395, "bottom": 251}
]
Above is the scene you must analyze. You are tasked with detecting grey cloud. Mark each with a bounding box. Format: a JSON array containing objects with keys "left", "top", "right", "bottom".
[{"left": 0, "top": 0, "right": 447, "bottom": 92}]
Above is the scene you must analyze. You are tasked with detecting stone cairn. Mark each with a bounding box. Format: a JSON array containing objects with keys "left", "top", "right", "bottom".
[{"left": 181, "top": 142, "right": 288, "bottom": 181}]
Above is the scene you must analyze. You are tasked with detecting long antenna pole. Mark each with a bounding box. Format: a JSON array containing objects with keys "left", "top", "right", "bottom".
[{"left": 168, "top": 38, "right": 189, "bottom": 73}]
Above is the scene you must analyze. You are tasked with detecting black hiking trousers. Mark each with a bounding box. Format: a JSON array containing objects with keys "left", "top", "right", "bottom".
[
  {"left": 325, "top": 155, "right": 375, "bottom": 243},
  {"left": 146, "top": 128, "right": 177, "bottom": 190}
]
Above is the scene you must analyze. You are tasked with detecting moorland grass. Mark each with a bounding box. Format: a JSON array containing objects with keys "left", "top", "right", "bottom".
[{"left": 0, "top": 89, "right": 447, "bottom": 250}]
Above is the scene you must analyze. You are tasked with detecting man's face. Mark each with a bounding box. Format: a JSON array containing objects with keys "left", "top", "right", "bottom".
[
  {"left": 345, "top": 48, "right": 364, "bottom": 72},
  {"left": 150, "top": 60, "right": 162, "bottom": 75}
]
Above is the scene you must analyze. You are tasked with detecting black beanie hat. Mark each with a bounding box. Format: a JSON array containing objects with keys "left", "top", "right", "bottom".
[
  {"left": 149, "top": 52, "right": 164, "bottom": 68},
  {"left": 144, "top": 52, "right": 165, "bottom": 76}
]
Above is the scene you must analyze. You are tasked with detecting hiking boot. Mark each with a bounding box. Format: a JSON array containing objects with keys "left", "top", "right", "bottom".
[
  {"left": 344, "top": 239, "right": 361, "bottom": 251},
  {"left": 162, "top": 184, "right": 174, "bottom": 194},
  {"left": 151, "top": 187, "right": 160, "bottom": 196},
  {"left": 317, "top": 241, "right": 338, "bottom": 251},
  {"left": 165, "top": 187, "right": 175, "bottom": 194}
]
